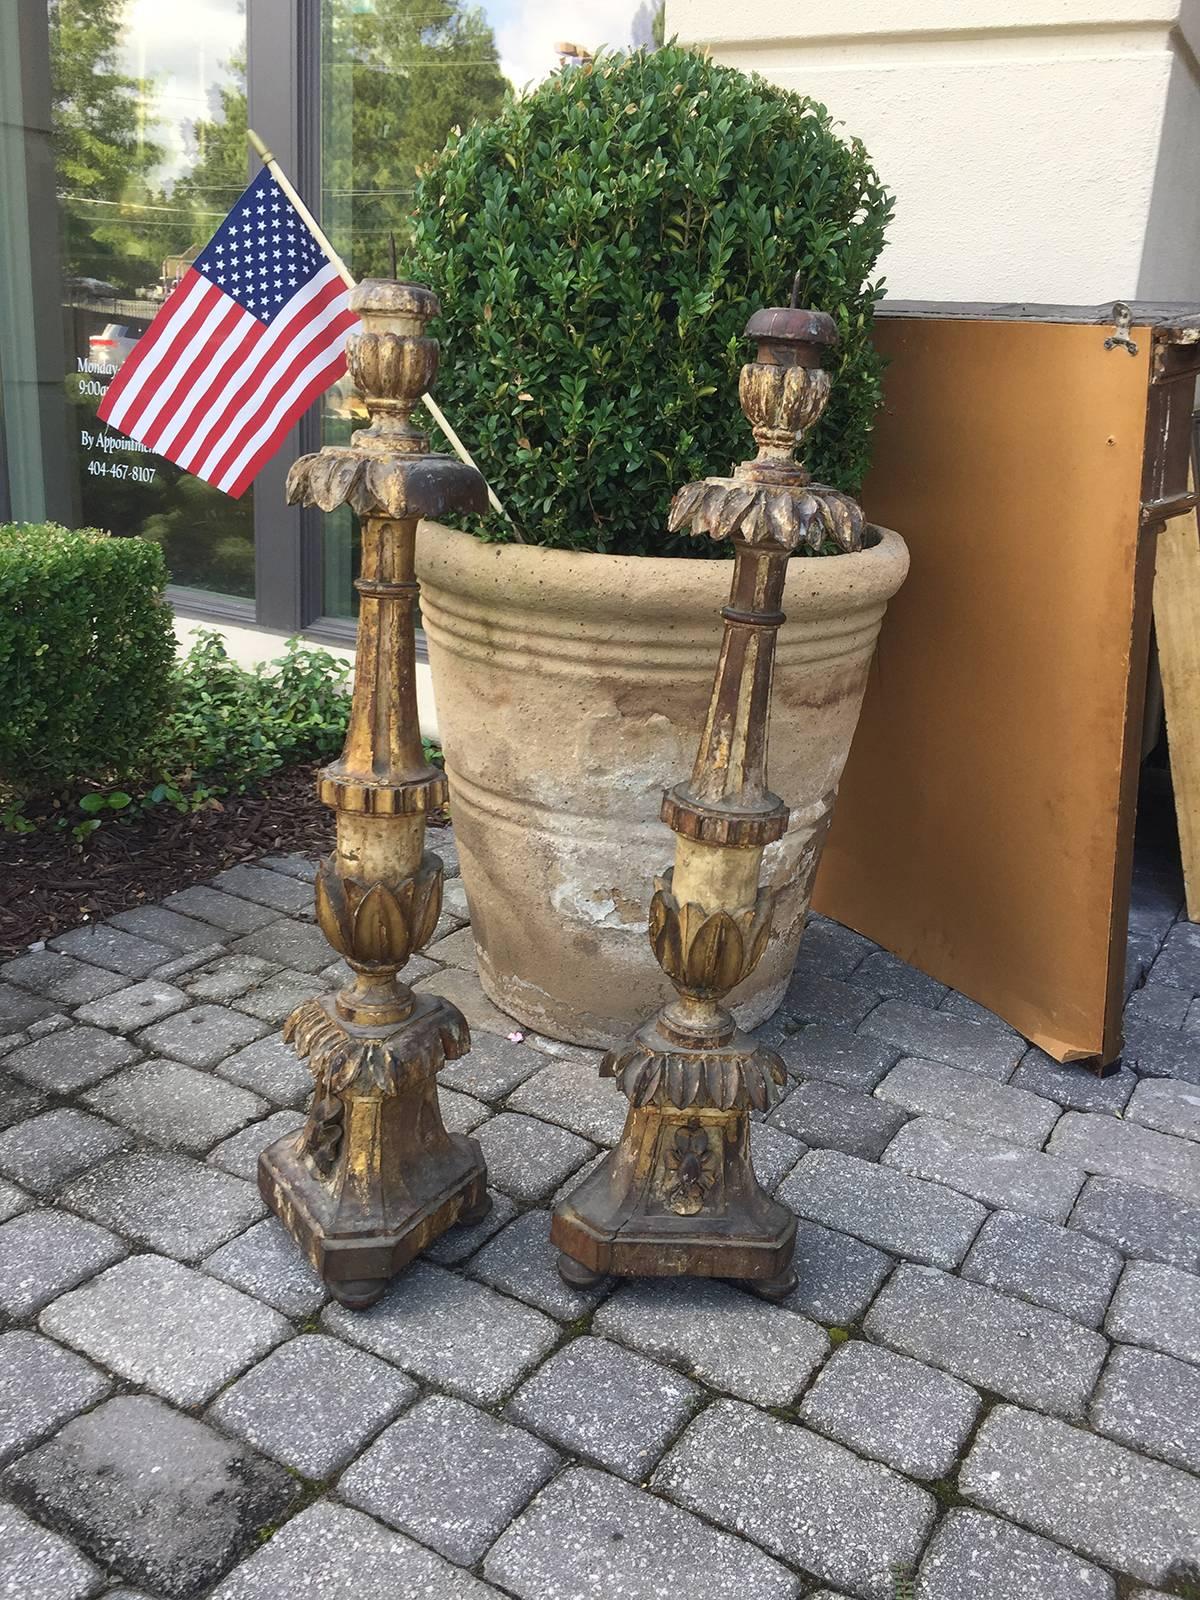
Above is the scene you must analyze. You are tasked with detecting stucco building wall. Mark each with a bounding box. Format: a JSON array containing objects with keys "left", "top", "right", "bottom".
[{"left": 668, "top": 0, "right": 1200, "bottom": 304}]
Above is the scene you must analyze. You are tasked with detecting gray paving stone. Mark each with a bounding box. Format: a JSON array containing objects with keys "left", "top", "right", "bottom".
[
  {"left": 0, "top": 982, "right": 55, "bottom": 1032},
  {"left": 5, "top": 1026, "right": 138, "bottom": 1094},
  {"left": 202, "top": 1217, "right": 327, "bottom": 1317},
  {"left": 5, "top": 1394, "right": 296, "bottom": 1600},
  {"left": 654, "top": 1399, "right": 935, "bottom": 1600},
  {"left": 1070, "top": 1174, "right": 1200, "bottom": 1271},
  {"left": 84, "top": 1060, "right": 269, "bottom": 1152},
  {"left": 325, "top": 1260, "right": 558, "bottom": 1403},
  {"left": 109, "top": 904, "right": 228, "bottom": 953},
  {"left": 185, "top": 954, "right": 278, "bottom": 1003},
  {"left": 776, "top": 1025, "right": 898, "bottom": 1091},
  {"left": 781, "top": 971, "right": 878, "bottom": 1028},
  {"left": 865, "top": 1264, "right": 1108, "bottom": 1419},
  {"left": 440, "top": 876, "right": 471, "bottom": 922},
  {"left": 424, "top": 924, "right": 477, "bottom": 969},
  {"left": 438, "top": 1084, "right": 489, "bottom": 1133},
  {"left": 0, "top": 1070, "right": 44, "bottom": 1129},
  {"left": 232, "top": 920, "right": 331, "bottom": 974},
  {"left": 487, "top": 1463, "right": 800, "bottom": 1600},
  {"left": 0, "top": 1107, "right": 130, "bottom": 1193},
  {"left": 506, "top": 1057, "right": 627, "bottom": 1145},
  {"left": 210, "top": 1334, "right": 413, "bottom": 1478},
  {"left": 216, "top": 1032, "right": 312, "bottom": 1106},
  {"left": 232, "top": 968, "right": 324, "bottom": 1023},
  {"left": 60, "top": 1150, "right": 264, "bottom": 1259},
  {"left": 794, "top": 915, "right": 878, "bottom": 978},
  {"left": 473, "top": 1111, "right": 594, "bottom": 1203},
  {"left": 915, "top": 1508, "right": 1115, "bottom": 1600},
  {"left": 506, "top": 1335, "right": 699, "bottom": 1480},
  {"left": 524, "top": 1033, "right": 607, "bottom": 1066},
  {"left": 0, "top": 1208, "right": 127, "bottom": 1318},
  {"left": 340, "top": 1392, "right": 558, "bottom": 1565},
  {"left": 1091, "top": 1343, "right": 1200, "bottom": 1473},
  {"left": 1125, "top": 981, "right": 1192, "bottom": 1033},
  {"left": 150, "top": 945, "right": 224, "bottom": 982},
  {"left": 1125, "top": 1021, "right": 1200, "bottom": 1085},
  {"left": 208, "top": 1110, "right": 305, "bottom": 1180},
  {"left": 42, "top": 1254, "right": 290, "bottom": 1405},
  {"left": 751, "top": 1119, "right": 808, "bottom": 1189},
  {"left": 0, "top": 1330, "right": 111, "bottom": 1465},
  {"left": 73, "top": 977, "right": 190, "bottom": 1032},
  {"left": 799, "top": 1339, "right": 979, "bottom": 1480},
  {"left": 50, "top": 923, "right": 174, "bottom": 978},
  {"left": 212, "top": 863, "right": 313, "bottom": 913},
  {"left": 779, "top": 1148, "right": 986, "bottom": 1268},
  {"left": 884, "top": 1115, "right": 1085, "bottom": 1222},
  {"left": 594, "top": 1277, "right": 828, "bottom": 1404},
  {"left": 1146, "top": 920, "right": 1200, "bottom": 994},
  {"left": 550, "top": 1146, "right": 608, "bottom": 1208},
  {"left": 211, "top": 1501, "right": 507, "bottom": 1600},
  {"left": 1009, "top": 1048, "right": 1138, "bottom": 1112},
  {"left": 876, "top": 1057, "right": 1061, "bottom": 1147},
  {"left": 416, "top": 965, "right": 515, "bottom": 1037},
  {"left": 438, "top": 1030, "right": 544, "bottom": 1100},
  {"left": 962, "top": 1208, "right": 1123, "bottom": 1326},
  {"left": 2, "top": 950, "right": 126, "bottom": 1006},
  {"left": 424, "top": 1189, "right": 518, "bottom": 1265},
  {"left": 854, "top": 949, "right": 948, "bottom": 1008},
  {"left": 0, "top": 1176, "right": 28, "bottom": 1222},
  {"left": 0, "top": 1500, "right": 101, "bottom": 1600},
  {"left": 163, "top": 885, "right": 278, "bottom": 932},
  {"left": 959, "top": 1402, "right": 1200, "bottom": 1587},
  {"left": 136, "top": 1003, "right": 269, "bottom": 1068},
  {"left": 1128, "top": 1075, "right": 1200, "bottom": 1141},
  {"left": 938, "top": 990, "right": 1022, "bottom": 1033},
  {"left": 770, "top": 1078, "right": 909, "bottom": 1159},
  {"left": 860, "top": 999, "right": 1023, "bottom": 1080},
  {"left": 1048, "top": 1110, "right": 1200, "bottom": 1203},
  {"left": 257, "top": 851, "right": 318, "bottom": 881},
  {"left": 27, "top": 1011, "right": 73, "bottom": 1037},
  {"left": 468, "top": 1208, "right": 610, "bottom": 1317},
  {"left": 782, "top": 1219, "right": 893, "bottom": 1325},
  {"left": 1106, "top": 1259, "right": 1200, "bottom": 1364}
]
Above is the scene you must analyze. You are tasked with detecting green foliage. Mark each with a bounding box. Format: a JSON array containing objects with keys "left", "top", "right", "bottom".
[
  {"left": 160, "top": 630, "right": 351, "bottom": 797},
  {"left": 323, "top": 0, "right": 509, "bottom": 278},
  {"left": 405, "top": 45, "right": 893, "bottom": 557},
  {"left": 0, "top": 522, "right": 176, "bottom": 795}
]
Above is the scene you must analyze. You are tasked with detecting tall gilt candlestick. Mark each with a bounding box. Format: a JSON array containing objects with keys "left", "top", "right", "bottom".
[
  {"left": 259, "top": 280, "right": 489, "bottom": 1309},
  {"left": 552, "top": 302, "right": 865, "bottom": 1299}
]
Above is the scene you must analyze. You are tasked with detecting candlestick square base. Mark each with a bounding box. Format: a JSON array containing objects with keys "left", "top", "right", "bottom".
[{"left": 259, "top": 992, "right": 489, "bottom": 1308}]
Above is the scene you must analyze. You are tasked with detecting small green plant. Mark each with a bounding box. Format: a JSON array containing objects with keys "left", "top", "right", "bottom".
[
  {"left": 0, "top": 522, "right": 176, "bottom": 793},
  {"left": 405, "top": 44, "right": 892, "bottom": 557}
]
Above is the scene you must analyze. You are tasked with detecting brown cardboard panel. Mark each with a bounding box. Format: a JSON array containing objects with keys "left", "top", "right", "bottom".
[{"left": 813, "top": 317, "right": 1152, "bottom": 1061}]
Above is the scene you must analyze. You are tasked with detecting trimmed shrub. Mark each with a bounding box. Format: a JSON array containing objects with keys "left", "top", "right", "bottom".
[
  {"left": 405, "top": 44, "right": 893, "bottom": 557},
  {"left": 0, "top": 523, "right": 176, "bottom": 793}
]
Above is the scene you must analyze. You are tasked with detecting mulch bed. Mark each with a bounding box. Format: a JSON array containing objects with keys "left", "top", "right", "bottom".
[{"left": 0, "top": 763, "right": 449, "bottom": 961}]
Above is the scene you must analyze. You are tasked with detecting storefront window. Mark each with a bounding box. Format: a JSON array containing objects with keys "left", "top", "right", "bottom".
[
  {"left": 1, "top": 0, "right": 255, "bottom": 599},
  {"left": 319, "top": 0, "right": 511, "bottom": 618}
]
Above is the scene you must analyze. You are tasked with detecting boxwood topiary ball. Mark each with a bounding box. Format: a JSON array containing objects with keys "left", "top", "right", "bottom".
[{"left": 405, "top": 43, "right": 893, "bottom": 559}]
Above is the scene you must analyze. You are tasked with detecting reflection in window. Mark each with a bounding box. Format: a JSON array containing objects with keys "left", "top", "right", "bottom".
[{"left": 49, "top": 0, "right": 255, "bottom": 599}]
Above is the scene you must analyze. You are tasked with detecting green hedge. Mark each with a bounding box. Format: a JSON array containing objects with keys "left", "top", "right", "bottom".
[
  {"left": 0, "top": 523, "right": 176, "bottom": 794},
  {"left": 406, "top": 45, "right": 892, "bottom": 557}
]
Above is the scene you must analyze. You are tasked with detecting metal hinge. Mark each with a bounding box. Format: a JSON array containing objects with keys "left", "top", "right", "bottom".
[{"left": 1104, "top": 301, "right": 1138, "bottom": 356}]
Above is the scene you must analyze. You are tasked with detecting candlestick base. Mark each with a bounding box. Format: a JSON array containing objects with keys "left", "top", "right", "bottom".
[
  {"left": 551, "top": 1067, "right": 796, "bottom": 1294},
  {"left": 259, "top": 991, "right": 488, "bottom": 1307}
]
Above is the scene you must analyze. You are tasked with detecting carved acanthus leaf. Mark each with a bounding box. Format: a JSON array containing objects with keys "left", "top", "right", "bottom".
[
  {"left": 649, "top": 873, "right": 776, "bottom": 999},
  {"left": 603, "top": 1037, "right": 786, "bottom": 1112},
  {"left": 283, "top": 993, "right": 470, "bottom": 1097}
]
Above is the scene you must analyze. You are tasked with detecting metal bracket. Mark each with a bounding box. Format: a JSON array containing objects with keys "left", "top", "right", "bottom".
[{"left": 1104, "top": 301, "right": 1139, "bottom": 356}]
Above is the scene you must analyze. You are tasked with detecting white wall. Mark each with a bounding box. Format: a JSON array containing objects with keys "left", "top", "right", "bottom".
[{"left": 670, "top": 0, "right": 1200, "bottom": 304}]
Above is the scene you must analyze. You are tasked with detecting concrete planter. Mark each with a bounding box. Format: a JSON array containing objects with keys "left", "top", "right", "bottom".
[{"left": 416, "top": 520, "right": 909, "bottom": 1048}]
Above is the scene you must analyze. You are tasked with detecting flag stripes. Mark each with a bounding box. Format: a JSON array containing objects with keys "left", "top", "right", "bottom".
[{"left": 97, "top": 167, "right": 358, "bottom": 499}]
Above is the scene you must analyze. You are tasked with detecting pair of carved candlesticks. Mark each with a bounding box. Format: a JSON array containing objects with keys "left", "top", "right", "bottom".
[{"left": 260, "top": 278, "right": 864, "bottom": 1307}]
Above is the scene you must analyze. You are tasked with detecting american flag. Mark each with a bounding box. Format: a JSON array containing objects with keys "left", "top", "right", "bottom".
[{"left": 98, "top": 166, "right": 358, "bottom": 498}]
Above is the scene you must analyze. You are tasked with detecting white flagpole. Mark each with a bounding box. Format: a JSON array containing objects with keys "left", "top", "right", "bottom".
[{"left": 248, "top": 128, "right": 523, "bottom": 540}]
